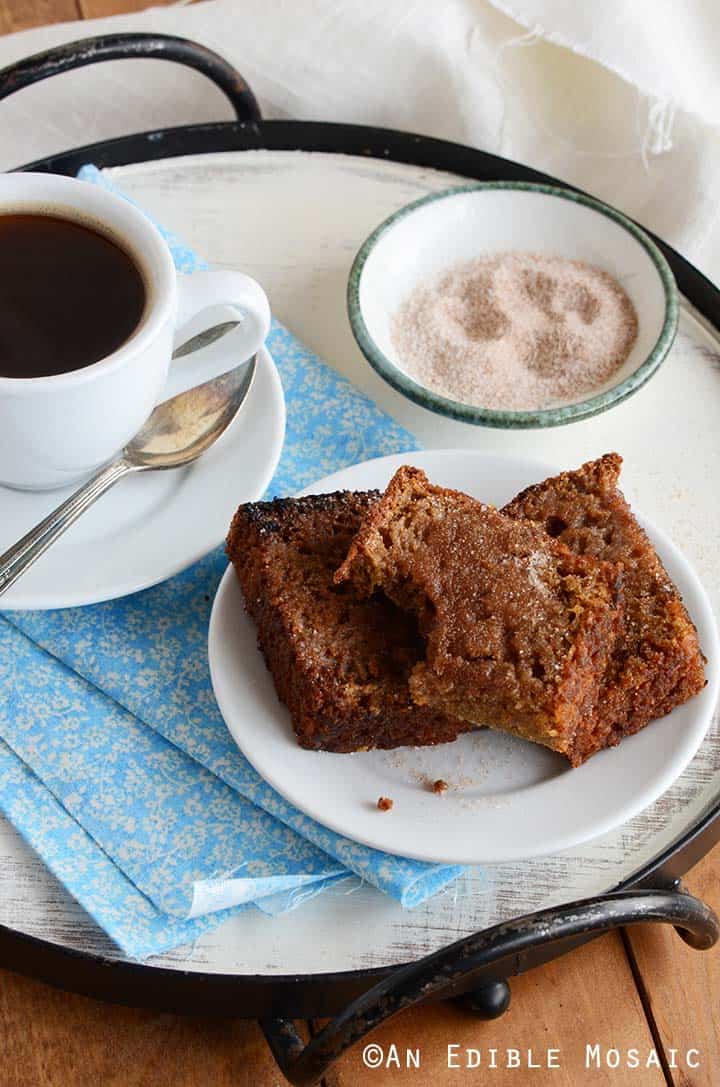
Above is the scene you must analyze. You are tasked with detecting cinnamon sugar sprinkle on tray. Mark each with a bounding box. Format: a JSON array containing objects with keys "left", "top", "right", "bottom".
[{"left": 390, "top": 252, "right": 638, "bottom": 411}]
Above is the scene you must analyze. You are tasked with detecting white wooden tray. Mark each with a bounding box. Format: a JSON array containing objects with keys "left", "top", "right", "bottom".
[{"left": 1, "top": 146, "right": 718, "bottom": 988}]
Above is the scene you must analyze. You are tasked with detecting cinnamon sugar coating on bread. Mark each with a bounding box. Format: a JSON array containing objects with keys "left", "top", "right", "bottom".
[
  {"left": 335, "top": 466, "right": 623, "bottom": 766},
  {"left": 503, "top": 453, "right": 706, "bottom": 758},
  {"left": 226, "top": 491, "right": 468, "bottom": 752}
]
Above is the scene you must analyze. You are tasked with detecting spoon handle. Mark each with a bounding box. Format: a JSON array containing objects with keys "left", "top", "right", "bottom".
[{"left": 0, "top": 458, "right": 133, "bottom": 598}]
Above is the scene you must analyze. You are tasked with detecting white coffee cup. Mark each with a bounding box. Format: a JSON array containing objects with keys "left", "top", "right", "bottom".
[{"left": 0, "top": 173, "right": 271, "bottom": 491}]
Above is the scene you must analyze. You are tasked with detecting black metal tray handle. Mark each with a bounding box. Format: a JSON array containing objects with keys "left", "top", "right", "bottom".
[
  {"left": 1, "top": 32, "right": 718, "bottom": 1087},
  {"left": 0, "top": 32, "right": 261, "bottom": 124},
  {"left": 263, "top": 885, "right": 718, "bottom": 1085}
]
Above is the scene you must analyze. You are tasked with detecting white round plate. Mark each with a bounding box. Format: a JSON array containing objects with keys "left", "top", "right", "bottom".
[
  {"left": 0, "top": 346, "right": 285, "bottom": 610},
  {"left": 209, "top": 451, "right": 718, "bottom": 866}
]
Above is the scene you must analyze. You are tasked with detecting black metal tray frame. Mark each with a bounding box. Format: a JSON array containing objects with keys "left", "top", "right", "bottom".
[{"left": 0, "top": 34, "right": 718, "bottom": 1085}]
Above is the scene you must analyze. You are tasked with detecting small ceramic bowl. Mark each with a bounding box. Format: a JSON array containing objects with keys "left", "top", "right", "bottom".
[{"left": 347, "top": 183, "right": 678, "bottom": 428}]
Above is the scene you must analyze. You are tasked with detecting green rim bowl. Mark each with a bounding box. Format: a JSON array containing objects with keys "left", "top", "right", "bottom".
[{"left": 347, "top": 182, "right": 678, "bottom": 428}]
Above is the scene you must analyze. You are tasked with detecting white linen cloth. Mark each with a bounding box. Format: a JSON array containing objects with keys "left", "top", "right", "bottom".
[{"left": 0, "top": 0, "right": 719, "bottom": 277}]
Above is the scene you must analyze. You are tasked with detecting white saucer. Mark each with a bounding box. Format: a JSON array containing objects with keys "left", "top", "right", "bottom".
[
  {"left": 0, "top": 346, "right": 285, "bottom": 611},
  {"left": 209, "top": 449, "right": 719, "bottom": 865}
]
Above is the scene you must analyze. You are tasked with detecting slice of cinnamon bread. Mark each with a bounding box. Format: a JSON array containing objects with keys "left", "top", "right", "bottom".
[
  {"left": 226, "top": 491, "right": 469, "bottom": 752},
  {"left": 335, "top": 466, "right": 623, "bottom": 766},
  {"left": 503, "top": 453, "right": 706, "bottom": 757}
]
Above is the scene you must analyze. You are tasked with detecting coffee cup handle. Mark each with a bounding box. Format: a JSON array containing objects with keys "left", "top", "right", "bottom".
[{"left": 163, "top": 270, "right": 271, "bottom": 400}]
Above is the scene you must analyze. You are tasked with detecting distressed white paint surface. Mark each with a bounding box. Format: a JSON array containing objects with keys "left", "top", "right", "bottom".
[{"left": 1, "top": 151, "right": 718, "bottom": 976}]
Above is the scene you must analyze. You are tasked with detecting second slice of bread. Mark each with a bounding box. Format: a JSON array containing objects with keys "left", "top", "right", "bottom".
[{"left": 335, "top": 466, "right": 624, "bottom": 766}]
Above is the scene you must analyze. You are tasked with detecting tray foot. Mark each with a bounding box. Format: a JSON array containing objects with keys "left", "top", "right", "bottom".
[{"left": 461, "top": 978, "right": 511, "bottom": 1019}]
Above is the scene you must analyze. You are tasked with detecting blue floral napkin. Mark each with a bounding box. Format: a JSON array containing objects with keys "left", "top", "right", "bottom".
[
  {"left": 0, "top": 167, "right": 465, "bottom": 960},
  {"left": 0, "top": 737, "right": 258, "bottom": 960}
]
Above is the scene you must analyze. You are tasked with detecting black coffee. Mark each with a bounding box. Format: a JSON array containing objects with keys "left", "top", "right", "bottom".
[{"left": 0, "top": 213, "right": 146, "bottom": 379}]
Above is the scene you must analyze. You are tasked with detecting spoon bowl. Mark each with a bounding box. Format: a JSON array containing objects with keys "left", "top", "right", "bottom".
[{"left": 126, "top": 359, "right": 255, "bottom": 470}]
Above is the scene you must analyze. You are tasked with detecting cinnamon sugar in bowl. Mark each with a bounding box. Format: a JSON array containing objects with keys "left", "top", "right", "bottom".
[{"left": 348, "top": 183, "right": 677, "bottom": 428}]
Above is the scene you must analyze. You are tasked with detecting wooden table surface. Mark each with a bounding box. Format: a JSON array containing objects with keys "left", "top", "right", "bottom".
[{"left": 1, "top": 2, "right": 719, "bottom": 1084}]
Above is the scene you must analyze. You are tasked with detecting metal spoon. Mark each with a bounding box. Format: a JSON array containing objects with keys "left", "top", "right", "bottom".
[{"left": 0, "top": 323, "right": 256, "bottom": 597}]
